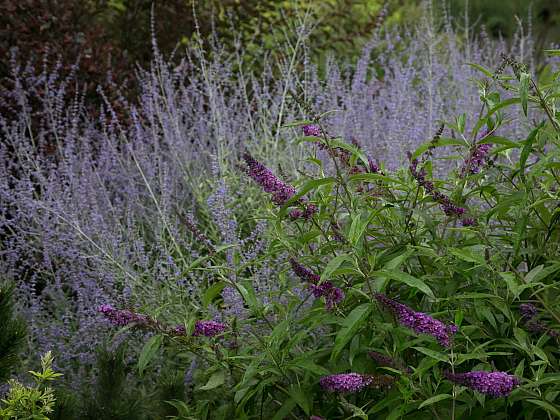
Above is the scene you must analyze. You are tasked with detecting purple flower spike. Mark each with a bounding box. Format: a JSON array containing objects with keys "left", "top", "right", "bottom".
[
  {"left": 375, "top": 294, "right": 457, "bottom": 347},
  {"left": 519, "top": 303, "right": 537, "bottom": 321},
  {"left": 171, "top": 324, "right": 187, "bottom": 336},
  {"left": 445, "top": 371, "right": 519, "bottom": 397},
  {"left": 243, "top": 153, "right": 296, "bottom": 205},
  {"left": 193, "top": 320, "right": 227, "bottom": 337},
  {"left": 319, "top": 373, "right": 373, "bottom": 393},
  {"left": 290, "top": 258, "right": 321, "bottom": 284},
  {"left": 461, "top": 143, "right": 492, "bottom": 176},
  {"left": 310, "top": 281, "right": 344, "bottom": 310},
  {"left": 303, "top": 124, "right": 322, "bottom": 137},
  {"left": 462, "top": 217, "right": 476, "bottom": 227},
  {"left": 290, "top": 259, "right": 344, "bottom": 309},
  {"left": 409, "top": 157, "right": 466, "bottom": 218},
  {"left": 97, "top": 304, "right": 148, "bottom": 327}
]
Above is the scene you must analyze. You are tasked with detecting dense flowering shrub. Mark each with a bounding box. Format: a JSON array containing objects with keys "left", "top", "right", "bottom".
[{"left": 89, "top": 51, "right": 560, "bottom": 418}]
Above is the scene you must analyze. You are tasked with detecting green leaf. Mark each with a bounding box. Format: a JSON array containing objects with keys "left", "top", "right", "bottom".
[
  {"left": 467, "top": 63, "right": 494, "bottom": 78},
  {"left": 526, "top": 399, "right": 560, "bottom": 417},
  {"left": 377, "top": 270, "right": 434, "bottom": 298},
  {"left": 272, "top": 398, "right": 297, "bottom": 420},
  {"left": 138, "top": 334, "right": 163, "bottom": 375},
  {"left": 349, "top": 172, "right": 407, "bottom": 186},
  {"left": 519, "top": 124, "right": 543, "bottom": 181},
  {"left": 288, "top": 385, "right": 311, "bottom": 415},
  {"left": 449, "top": 247, "right": 486, "bottom": 265},
  {"left": 199, "top": 370, "right": 225, "bottom": 390},
  {"left": 411, "top": 138, "right": 467, "bottom": 160},
  {"left": 282, "top": 119, "right": 313, "bottom": 128},
  {"left": 331, "top": 303, "right": 372, "bottom": 361},
  {"left": 320, "top": 254, "right": 352, "bottom": 283},
  {"left": 412, "top": 347, "right": 448, "bottom": 363},
  {"left": 348, "top": 211, "right": 376, "bottom": 246},
  {"left": 203, "top": 281, "right": 225, "bottom": 307},
  {"left": 418, "top": 394, "right": 452, "bottom": 409},
  {"left": 519, "top": 72, "right": 530, "bottom": 117},
  {"left": 279, "top": 177, "right": 336, "bottom": 216}
]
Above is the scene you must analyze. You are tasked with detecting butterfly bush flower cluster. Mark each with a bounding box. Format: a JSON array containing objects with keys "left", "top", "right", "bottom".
[
  {"left": 193, "top": 320, "right": 227, "bottom": 337},
  {"left": 519, "top": 303, "right": 559, "bottom": 338},
  {"left": 319, "top": 373, "right": 395, "bottom": 393},
  {"left": 520, "top": 303, "right": 538, "bottom": 321},
  {"left": 445, "top": 371, "right": 519, "bottom": 397},
  {"left": 243, "top": 153, "right": 316, "bottom": 219},
  {"left": 98, "top": 305, "right": 227, "bottom": 338},
  {"left": 97, "top": 304, "right": 149, "bottom": 327},
  {"left": 319, "top": 373, "right": 373, "bottom": 393},
  {"left": 303, "top": 124, "right": 322, "bottom": 137},
  {"left": 171, "top": 321, "right": 227, "bottom": 338},
  {"left": 409, "top": 156, "right": 466, "bottom": 218},
  {"left": 301, "top": 125, "right": 353, "bottom": 165},
  {"left": 461, "top": 143, "right": 492, "bottom": 176},
  {"left": 290, "top": 258, "right": 344, "bottom": 309},
  {"left": 375, "top": 294, "right": 457, "bottom": 347}
]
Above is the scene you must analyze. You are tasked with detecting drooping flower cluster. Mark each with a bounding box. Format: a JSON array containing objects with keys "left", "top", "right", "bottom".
[
  {"left": 319, "top": 373, "right": 373, "bottom": 393},
  {"left": 243, "top": 153, "right": 316, "bottom": 218},
  {"left": 319, "top": 373, "right": 395, "bottom": 393},
  {"left": 289, "top": 258, "right": 321, "bottom": 283},
  {"left": 445, "top": 371, "right": 519, "bottom": 397},
  {"left": 170, "top": 320, "right": 227, "bottom": 338},
  {"left": 461, "top": 143, "right": 492, "bottom": 176},
  {"left": 519, "top": 303, "right": 537, "bottom": 321},
  {"left": 192, "top": 320, "right": 227, "bottom": 337},
  {"left": 97, "top": 305, "right": 149, "bottom": 327},
  {"left": 375, "top": 294, "right": 457, "bottom": 347},
  {"left": 310, "top": 281, "right": 345, "bottom": 310},
  {"left": 409, "top": 157, "right": 466, "bottom": 217},
  {"left": 290, "top": 258, "right": 344, "bottom": 310},
  {"left": 243, "top": 153, "right": 297, "bottom": 205},
  {"left": 519, "top": 303, "right": 559, "bottom": 338}
]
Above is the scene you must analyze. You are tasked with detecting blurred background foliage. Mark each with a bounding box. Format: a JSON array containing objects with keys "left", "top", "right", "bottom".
[{"left": 1, "top": 0, "right": 560, "bottom": 96}]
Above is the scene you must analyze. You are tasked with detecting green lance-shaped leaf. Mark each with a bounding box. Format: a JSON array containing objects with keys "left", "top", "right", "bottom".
[
  {"left": 138, "top": 334, "right": 163, "bottom": 375},
  {"left": 331, "top": 303, "right": 372, "bottom": 361},
  {"left": 519, "top": 72, "right": 530, "bottom": 117}
]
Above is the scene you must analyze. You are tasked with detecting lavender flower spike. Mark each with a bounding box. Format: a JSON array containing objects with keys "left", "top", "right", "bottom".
[
  {"left": 445, "top": 371, "right": 519, "bottom": 397},
  {"left": 97, "top": 304, "right": 148, "bottom": 327},
  {"left": 193, "top": 320, "right": 227, "bottom": 337},
  {"left": 319, "top": 373, "right": 373, "bottom": 393},
  {"left": 375, "top": 294, "right": 457, "bottom": 347}
]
